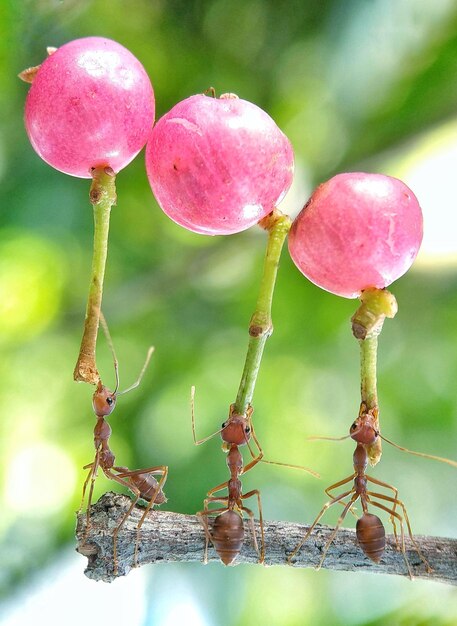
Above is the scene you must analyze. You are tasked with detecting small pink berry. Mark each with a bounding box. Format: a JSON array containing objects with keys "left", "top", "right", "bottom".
[
  {"left": 145, "top": 93, "right": 294, "bottom": 235},
  {"left": 288, "top": 172, "right": 423, "bottom": 298},
  {"left": 24, "top": 37, "right": 155, "bottom": 178}
]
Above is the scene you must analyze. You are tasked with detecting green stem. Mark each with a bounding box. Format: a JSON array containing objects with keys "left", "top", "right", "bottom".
[
  {"left": 359, "top": 335, "right": 378, "bottom": 411},
  {"left": 353, "top": 287, "right": 398, "bottom": 411},
  {"left": 234, "top": 209, "right": 291, "bottom": 415},
  {"left": 352, "top": 287, "right": 397, "bottom": 466},
  {"left": 73, "top": 167, "right": 117, "bottom": 385}
]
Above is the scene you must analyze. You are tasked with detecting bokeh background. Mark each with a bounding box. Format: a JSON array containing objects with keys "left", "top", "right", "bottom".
[{"left": 1, "top": 1, "right": 457, "bottom": 625}]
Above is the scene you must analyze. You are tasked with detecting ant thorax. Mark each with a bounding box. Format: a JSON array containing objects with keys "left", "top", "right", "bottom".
[
  {"left": 224, "top": 444, "right": 244, "bottom": 474},
  {"left": 93, "top": 417, "right": 112, "bottom": 447},
  {"left": 352, "top": 443, "right": 368, "bottom": 474}
]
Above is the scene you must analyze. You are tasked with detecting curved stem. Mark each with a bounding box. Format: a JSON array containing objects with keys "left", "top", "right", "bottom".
[
  {"left": 234, "top": 209, "right": 291, "bottom": 415},
  {"left": 73, "top": 167, "right": 117, "bottom": 385}
]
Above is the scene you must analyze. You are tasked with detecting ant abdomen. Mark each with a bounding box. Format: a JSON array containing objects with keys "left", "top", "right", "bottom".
[
  {"left": 356, "top": 513, "right": 386, "bottom": 563},
  {"left": 211, "top": 510, "right": 245, "bottom": 565},
  {"left": 127, "top": 472, "right": 167, "bottom": 505}
]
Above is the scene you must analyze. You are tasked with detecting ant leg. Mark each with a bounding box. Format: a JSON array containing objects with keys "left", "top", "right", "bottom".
[
  {"left": 241, "top": 450, "right": 262, "bottom": 475},
  {"left": 249, "top": 422, "right": 320, "bottom": 478},
  {"left": 82, "top": 453, "right": 101, "bottom": 539},
  {"left": 103, "top": 469, "right": 143, "bottom": 575},
  {"left": 197, "top": 506, "right": 229, "bottom": 564},
  {"left": 115, "top": 465, "right": 168, "bottom": 568},
  {"left": 245, "top": 421, "right": 263, "bottom": 465},
  {"left": 134, "top": 467, "right": 168, "bottom": 567},
  {"left": 196, "top": 511, "right": 211, "bottom": 564},
  {"left": 287, "top": 487, "right": 355, "bottom": 564},
  {"left": 79, "top": 462, "right": 95, "bottom": 513},
  {"left": 368, "top": 491, "right": 433, "bottom": 575},
  {"left": 366, "top": 475, "right": 400, "bottom": 546},
  {"left": 206, "top": 481, "right": 231, "bottom": 499},
  {"left": 367, "top": 498, "right": 411, "bottom": 578},
  {"left": 325, "top": 473, "right": 358, "bottom": 519},
  {"left": 204, "top": 496, "right": 229, "bottom": 509},
  {"left": 316, "top": 494, "right": 358, "bottom": 570},
  {"left": 241, "top": 506, "right": 259, "bottom": 559},
  {"left": 242, "top": 489, "right": 264, "bottom": 563}
]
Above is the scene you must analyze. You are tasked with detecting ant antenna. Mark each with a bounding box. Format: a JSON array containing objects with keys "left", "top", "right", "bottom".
[
  {"left": 307, "top": 434, "right": 351, "bottom": 442},
  {"left": 380, "top": 434, "right": 457, "bottom": 468},
  {"left": 117, "top": 346, "right": 155, "bottom": 396},
  {"left": 308, "top": 428, "right": 457, "bottom": 469},
  {"left": 99, "top": 311, "right": 119, "bottom": 392},
  {"left": 191, "top": 386, "right": 225, "bottom": 445},
  {"left": 259, "top": 457, "right": 321, "bottom": 478},
  {"left": 99, "top": 311, "right": 154, "bottom": 396}
]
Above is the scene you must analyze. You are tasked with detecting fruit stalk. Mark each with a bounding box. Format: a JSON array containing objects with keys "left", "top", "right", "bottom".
[
  {"left": 234, "top": 209, "right": 291, "bottom": 415},
  {"left": 352, "top": 288, "right": 398, "bottom": 465},
  {"left": 73, "top": 167, "right": 117, "bottom": 384},
  {"left": 359, "top": 334, "right": 379, "bottom": 412}
]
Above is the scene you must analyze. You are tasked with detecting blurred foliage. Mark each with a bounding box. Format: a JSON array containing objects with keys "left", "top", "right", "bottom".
[{"left": 2, "top": 1, "right": 457, "bottom": 625}]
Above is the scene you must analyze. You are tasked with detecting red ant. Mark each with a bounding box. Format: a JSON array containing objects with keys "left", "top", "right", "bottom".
[
  {"left": 288, "top": 404, "right": 457, "bottom": 577},
  {"left": 192, "top": 387, "right": 318, "bottom": 565},
  {"left": 197, "top": 404, "right": 265, "bottom": 565},
  {"left": 79, "top": 315, "right": 168, "bottom": 574}
]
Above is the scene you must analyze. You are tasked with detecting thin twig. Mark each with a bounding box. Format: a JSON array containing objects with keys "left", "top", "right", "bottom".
[{"left": 76, "top": 492, "right": 457, "bottom": 585}]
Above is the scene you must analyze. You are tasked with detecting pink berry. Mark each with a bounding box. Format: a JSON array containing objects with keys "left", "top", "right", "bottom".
[
  {"left": 145, "top": 93, "right": 294, "bottom": 235},
  {"left": 288, "top": 172, "right": 423, "bottom": 298},
  {"left": 24, "top": 37, "right": 155, "bottom": 178}
]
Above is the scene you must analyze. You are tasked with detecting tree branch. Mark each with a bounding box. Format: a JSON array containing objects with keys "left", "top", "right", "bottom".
[{"left": 76, "top": 492, "right": 457, "bottom": 584}]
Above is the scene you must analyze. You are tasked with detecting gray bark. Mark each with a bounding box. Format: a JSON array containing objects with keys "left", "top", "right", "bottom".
[{"left": 76, "top": 492, "right": 457, "bottom": 584}]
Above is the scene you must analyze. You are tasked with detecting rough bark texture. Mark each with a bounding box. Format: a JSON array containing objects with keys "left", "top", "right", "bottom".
[{"left": 76, "top": 492, "right": 457, "bottom": 584}]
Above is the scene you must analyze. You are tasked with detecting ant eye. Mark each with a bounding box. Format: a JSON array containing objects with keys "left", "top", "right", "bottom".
[
  {"left": 221, "top": 421, "right": 227, "bottom": 428},
  {"left": 245, "top": 426, "right": 251, "bottom": 434},
  {"left": 106, "top": 397, "right": 114, "bottom": 406},
  {"left": 350, "top": 422, "right": 357, "bottom": 431}
]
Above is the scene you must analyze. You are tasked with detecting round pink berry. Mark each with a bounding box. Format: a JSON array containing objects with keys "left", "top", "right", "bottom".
[
  {"left": 24, "top": 37, "right": 155, "bottom": 178},
  {"left": 145, "top": 94, "right": 294, "bottom": 235},
  {"left": 288, "top": 172, "right": 423, "bottom": 298}
]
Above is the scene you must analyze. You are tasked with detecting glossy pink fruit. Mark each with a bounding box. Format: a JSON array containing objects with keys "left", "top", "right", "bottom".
[
  {"left": 24, "top": 37, "right": 155, "bottom": 178},
  {"left": 145, "top": 94, "right": 294, "bottom": 235},
  {"left": 288, "top": 172, "right": 423, "bottom": 298}
]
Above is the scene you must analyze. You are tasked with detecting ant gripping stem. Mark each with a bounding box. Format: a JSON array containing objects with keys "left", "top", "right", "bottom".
[
  {"left": 351, "top": 288, "right": 398, "bottom": 466},
  {"left": 79, "top": 315, "right": 166, "bottom": 574},
  {"left": 191, "top": 387, "right": 318, "bottom": 566},
  {"left": 191, "top": 210, "right": 319, "bottom": 565},
  {"left": 289, "top": 416, "right": 433, "bottom": 578}
]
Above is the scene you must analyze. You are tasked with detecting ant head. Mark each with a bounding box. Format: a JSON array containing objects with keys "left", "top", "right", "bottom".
[
  {"left": 92, "top": 382, "right": 117, "bottom": 418},
  {"left": 221, "top": 412, "right": 251, "bottom": 447},
  {"left": 349, "top": 415, "right": 378, "bottom": 446}
]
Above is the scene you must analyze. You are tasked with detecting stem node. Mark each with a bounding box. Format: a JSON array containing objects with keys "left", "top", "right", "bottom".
[{"left": 234, "top": 208, "right": 290, "bottom": 414}]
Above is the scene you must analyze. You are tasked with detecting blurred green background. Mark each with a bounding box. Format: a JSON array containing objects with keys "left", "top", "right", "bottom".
[{"left": 1, "top": 1, "right": 457, "bottom": 625}]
